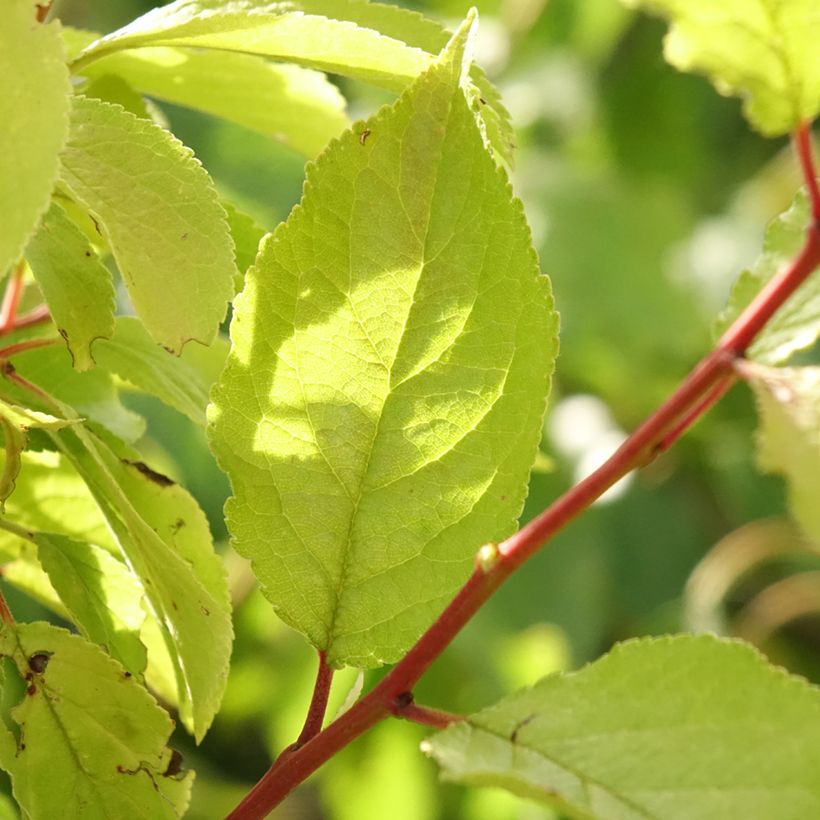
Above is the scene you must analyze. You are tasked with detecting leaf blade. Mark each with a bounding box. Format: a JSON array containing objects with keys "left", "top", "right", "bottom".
[
  {"left": 209, "top": 15, "right": 557, "bottom": 667},
  {"left": 424, "top": 635, "right": 820, "bottom": 819}
]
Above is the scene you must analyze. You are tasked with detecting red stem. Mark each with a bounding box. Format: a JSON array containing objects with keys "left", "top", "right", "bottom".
[
  {"left": 392, "top": 697, "right": 463, "bottom": 729},
  {"left": 228, "top": 128, "right": 820, "bottom": 819},
  {"left": 12, "top": 305, "right": 51, "bottom": 332},
  {"left": 795, "top": 122, "right": 820, "bottom": 222},
  {"left": 0, "top": 588, "right": 15, "bottom": 625},
  {"left": 294, "top": 652, "right": 334, "bottom": 748},
  {"left": 0, "top": 338, "right": 59, "bottom": 359}
]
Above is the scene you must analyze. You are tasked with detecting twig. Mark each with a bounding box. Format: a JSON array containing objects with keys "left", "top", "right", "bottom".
[
  {"left": 0, "top": 338, "right": 59, "bottom": 359},
  {"left": 294, "top": 652, "right": 334, "bottom": 748},
  {"left": 390, "top": 693, "right": 462, "bottom": 729},
  {"left": 0, "top": 264, "right": 26, "bottom": 334},
  {"left": 795, "top": 122, "right": 820, "bottom": 222},
  {"left": 227, "top": 122, "right": 820, "bottom": 819}
]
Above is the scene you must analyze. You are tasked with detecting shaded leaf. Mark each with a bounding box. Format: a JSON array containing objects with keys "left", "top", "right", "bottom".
[
  {"left": 209, "top": 16, "right": 557, "bottom": 667},
  {"left": 58, "top": 95, "right": 235, "bottom": 354},
  {"left": 0, "top": 1, "right": 71, "bottom": 278},
  {"left": 24, "top": 201, "right": 115, "bottom": 371},
  {"left": 623, "top": 0, "right": 820, "bottom": 135},
  {"left": 0, "top": 621, "right": 192, "bottom": 819},
  {"left": 715, "top": 190, "right": 819, "bottom": 363},
  {"left": 425, "top": 635, "right": 820, "bottom": 819}
]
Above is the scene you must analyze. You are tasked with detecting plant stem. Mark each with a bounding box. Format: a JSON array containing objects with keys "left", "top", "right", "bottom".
[
  {"left": 0, "top": 338, "right": 59, "bottom": 359},
  {"left": 229, "top": 126, "right": 820, "bottom": 819},
  {"left": 12, "top": 305, "right": 51, "bottom": 332},
  {"left": 795, "top": 122, "right": 820, "bottom": 222},
  {"left": 391, "top": 696, "right": 463, "bottom": 729},
  {"left": 294, "top": 652, "right": 334, "bottom": 748},
  {"left": 0, "top": 589, "right": 15, "bottom": 626},
  {"left": 0, "top": 264, "right": 26, "bottom": 335}
]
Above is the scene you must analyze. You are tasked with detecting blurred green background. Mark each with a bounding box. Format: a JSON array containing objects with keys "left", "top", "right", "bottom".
[{"left": 20, "top": 1, "right": 819, "bottom": 818}]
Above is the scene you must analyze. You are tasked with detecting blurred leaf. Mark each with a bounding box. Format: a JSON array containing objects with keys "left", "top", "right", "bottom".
[
  {"left": 0, "top": 1, "right": 71, "bottom": 278},
  {"left": 425, "top": 635, "right": 820, "bottom": 818},
  {"left": 0, "top": 621, "right": 192, "bottom": 819},
  {"left": 715, "top": 189, "right": 819, "bottom": 364},
  {"left": 222, "top": 201, "right": 266, "bottom": 288},
  {"left": 745, "top": 362, "right": 820, "bottom": 542},
  {"left": 24, "top": 202, "right": 115, "bottom": 371},
  {"left": 622, "top": 0, "right": 820, "bottom": 135},
  {"left": 209, "top": 17, "right": 557, "bottom": 667},
  {"left": 58, "top": 95, "right": 235, "bottom": 354},
  {"left": 80, "top": 46, "right": 349, "bottom": 158}
]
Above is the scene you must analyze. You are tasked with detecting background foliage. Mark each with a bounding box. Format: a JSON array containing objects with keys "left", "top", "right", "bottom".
[{"left": 5, "top": 1, "right": 817, "bottom": 818}]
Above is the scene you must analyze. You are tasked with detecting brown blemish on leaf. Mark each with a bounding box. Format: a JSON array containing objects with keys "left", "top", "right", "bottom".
[
  {"left": 123, "top": 459, "right": 174, "bottom": 487},
  {"left": 28, "top": 652, "right": 52, "bottom": 674},
  {"left": 510, "top": 713, "right": 536, "bottom": 743},
  {"left": 359, "top": 129, "right": 371, "bottom": 146},
  {"left": 164, "top": 749, "right": 183, "bottom": 778}
]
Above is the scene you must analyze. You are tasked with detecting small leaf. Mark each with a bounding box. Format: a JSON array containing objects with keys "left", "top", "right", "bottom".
[
  {"left": 54, "top": 423, "right": 232, "bottom": 740},
  {"left": 744, "top": 362, "right": 820, "bottom": 543},
  {"left": 209, "top": 14, "right": 557, "bottom": 667},
  {"left": 0, "top": 0, "right": 72, "bottom": 278},
  {"left": 0, "top": 621, "right": 192, "bottom": 819},
  {"left": 715, "top": 189, "right": 819, "bottom": 363},
  {"left": 223, "top": 201, "right": 266, "bottom": 288},
  {"left": 34, "top": 533, "right": 148, "bottom": 675},
  {"left": 24, "top": 201, "right": 116, "bottom": 371},
  {"left": 622, "top": 0, "right": 820, "bottom": 135},
  {"left": 93, "top": 317, "right": 220, "bottom": 425},
  {"left": 424, "top": 635, "right": 820, "bottom": 819},
  {"left": 79, "top": 46, "right": 349, "bottom": 158},
  {"left": 58, "top": 95, "right": 235, "bottom": 353}
]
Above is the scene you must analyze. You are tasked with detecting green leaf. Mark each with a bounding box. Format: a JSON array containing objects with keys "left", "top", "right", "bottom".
[
  {"left": 10, "top": 345, "right": 145, "bottom": 442},
  {"left": 424, "top": 635, "right": 820, "bottom": 819},
  {"left": 58, "top": 95, "right": 235, "bottom": 354},
  {"left": 715, "top": 190, "right": 818, "bottom": 364},
  {"left": 223, "top": 201, "right": 266, "bottom": 288},
  {"left": 70, "top": 0, "right": 514, "bottom": 162},
  {"left": 0, "top": 621, "right": 192, "bottom": 819},
  {"left": 209, "top": 15, "right": 557, "bottom": 667},
  {"left": 34, "top": 533, "right": 147, "bottom": 674},
  {"left": 54, "top": 424, "right": 232, "bottom": 740},
  {"left": 23, "top": 201, "right": 115, "bottom": 371},
  {"left": 80, "top": 46, "right": 349, "bottom": 158},
  {"left": 622, "top": 0, "right": 820, "bottom": 135},
  {"left": 0, "top": 1, "right": 72, "bottom": 279},
  {"left": 745, "top": 362, "right": 820, "bottom": 543},
  {"left": 93, "top": 317, "right": 217, "bottom": 425}
]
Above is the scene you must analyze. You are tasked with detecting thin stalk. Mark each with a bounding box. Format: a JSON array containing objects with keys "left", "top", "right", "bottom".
[
  {"left": 229, "top": 126, "right": 820, "bottom": 819},
  {"left": 0, "top": 264, "right": 25, "bottom": 334},
  {"left": 294, "top": 652, "right": 334, "bottom": 748},
  {"left": 795, "top": 122, "right": 820, "bottom": 222},
  {"left": 392, "top": 698, "right": 463, "bottom": 729},
  {"left": 0, "top": 338, "right": 59, "bottom": 359}
]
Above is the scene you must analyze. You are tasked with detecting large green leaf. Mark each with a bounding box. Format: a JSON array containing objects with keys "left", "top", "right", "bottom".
[
  {"left": 79, "top": 46, "right": 348, "bottom": 158},
  {"left": 0, "top": 1, "right": 71, "bottom": 279},
  {"left": 715, "top": 190, "right": 819, "bottom": 364},
  {"left": 745, "top": 362, "right": 820, "bottom": 543},
  {"left": 209, "top": 15, "right": 557, "bottom": 667},
  {"left": 23, "top": 201, "right": 115, "bottom": 371},
  {"left": 70, "top": 0, "right": 514, "bottom": 163},
  {"left": 58, "top": 95, "right": 235, "bottom": 354},
  {"left": 34, "top": 533, "right": 147, "bottom": 675},
  {"left": 622, "top": 0, "right": 820, "bottom": 135},
  {"left": 93, "top": 317, "right": 219, "bottom": 425},
  {"left": 0, "top": 621, "right": 192, "bottom": 819},
  {"left": 54, "top": 423, "right": 232, "bottom": 741},
  {"left": 424, "top": 635, "right": 820, "bottom": 819}
]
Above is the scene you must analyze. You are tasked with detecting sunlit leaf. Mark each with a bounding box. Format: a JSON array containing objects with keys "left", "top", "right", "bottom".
[
  {"left": 622, "top": 0, "right": 820, "bottom": 135},
  {"left": 0, "top": 621, "right": 192, "bottom": 819},
  {"left": 58, "top": 95, "right": 235, "bottom": 353},
  {"left": 425, "top": 635, "right": 820, "bottom": 819},
  {"left": 744, "top": 362, "right": 820, "bottom": 543},
  {"left": 209, "top": 15, "right": 557, "bottom": 667},
  {"left": 24, "top": 201, "right": 115, "bottom": 371},
  {"left": 716, "top": 190, "right": 819, "bottom": 363},
  {"left": 0, "top": 0, "right": 71, "bottom": 278}
]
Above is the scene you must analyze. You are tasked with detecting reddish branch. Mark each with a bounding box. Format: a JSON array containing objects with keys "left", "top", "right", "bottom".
[
  {"left": 229, "top": 124, "right": 820, "bottom": 819},
  {"left": 294, "top": 652, "right": 334, "bottom": 748},
  {"left": 0, "top": 264, "right": 26, "bottom": 334}
]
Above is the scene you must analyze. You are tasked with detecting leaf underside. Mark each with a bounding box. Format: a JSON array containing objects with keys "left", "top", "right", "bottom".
[{"left": 209, "top": 16, "right": 557, "bottom": 668}]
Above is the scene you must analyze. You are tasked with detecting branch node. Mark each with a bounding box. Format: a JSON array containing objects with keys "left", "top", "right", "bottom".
[{"left": 475, "top": 542, "right": 501, "bottom": 573}]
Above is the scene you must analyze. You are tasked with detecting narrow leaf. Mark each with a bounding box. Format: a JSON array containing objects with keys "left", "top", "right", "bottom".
[
  {"left": 93, "top": 317, "right": 218, "bottom": 425},
  {"left": 0, "top": 0, "right": 72, "bottom": 278},
  {"left": 24, "top": 201, "right": 115, "bottom": 371},
  {"left": 34, "top": 533, "right": 147, "bottom": 674},
  {"left": 715, "top": 190, "right": 819, "bottom": 364},
  {"left": 58, "top": 95, "right": 235, "bottom": 353},
  {"left": 80, "top": 46, "right": 348, "bottom": 158},
  {"left": 0, "top": 621, "right": 192, "bottom": 819},
  {"left": 622, "top": 0, "right": 820, "bottom": 135},
  {"left": 424, "top": 635, "right": 820, "bottom": 819},
  {"left": 209, "top": 15, "right": 557, "bottom": 667},
  {"left": 745, "top": 362, "right": 820, "bottom": 543},
  {"left": 54, "top": 423, "right": 232, "bottom": 740}
]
